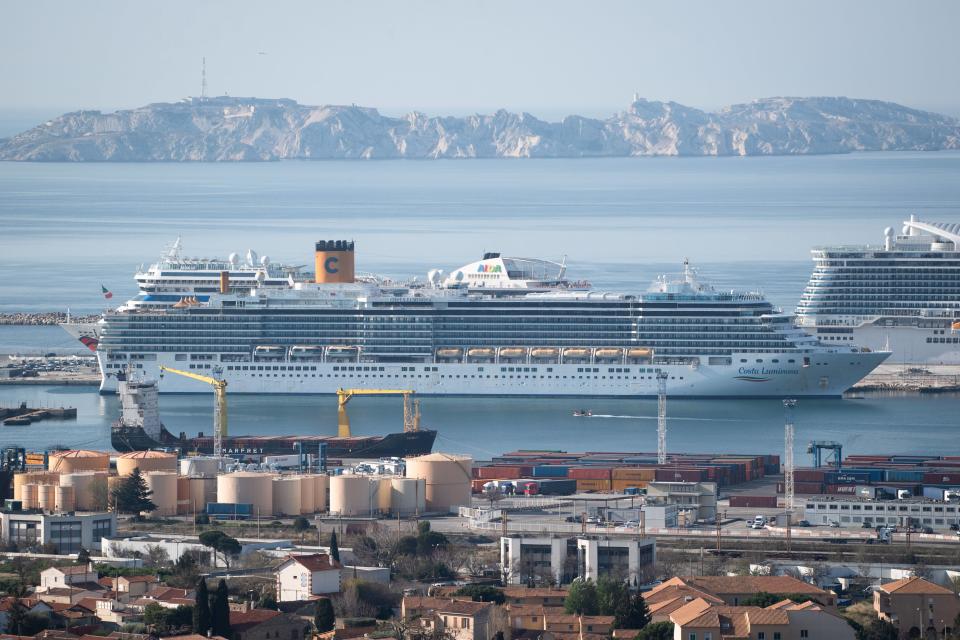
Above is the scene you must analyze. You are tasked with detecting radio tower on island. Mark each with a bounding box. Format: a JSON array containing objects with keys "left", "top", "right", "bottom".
[{"left": 201, "top": 57, "right": 208, "bottom": 100}]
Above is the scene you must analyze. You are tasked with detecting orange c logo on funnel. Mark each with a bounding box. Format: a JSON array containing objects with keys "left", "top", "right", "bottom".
[{"left": 324, "top": 256, "right": 339, "bottom": 274}]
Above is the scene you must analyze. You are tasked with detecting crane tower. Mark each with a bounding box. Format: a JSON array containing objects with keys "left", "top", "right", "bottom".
[{"left": 657, "top": 371, "right": 668, "bottom": 464}]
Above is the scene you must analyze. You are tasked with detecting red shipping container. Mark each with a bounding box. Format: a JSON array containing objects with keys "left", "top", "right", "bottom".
[
  {"left": 825, "top": 484, "right": 857, "bottom": 494},
  {"left": 729, "top": 495, "right": 778, "bottom": 509},
  {"left": 795, "top": 482, "right": 826, "bottom": 494},
  {"left": 794, "top": 469, "right": 826, "bottom": 483},
  {"left": 923, "top": 472, "right": 960, "bottom": 484}
]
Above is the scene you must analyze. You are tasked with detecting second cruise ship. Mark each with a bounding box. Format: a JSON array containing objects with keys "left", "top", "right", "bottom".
[{"left": 72, "top": 239, "right": 887, "bottom": 397}]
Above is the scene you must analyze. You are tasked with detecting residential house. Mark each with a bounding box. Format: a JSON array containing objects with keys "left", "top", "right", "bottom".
[
  {"left": 502, "top": 587, "right": 569, "bottom": 608},
  {"left": 874, "top": 576, "right": 960, "bottom": 638},
  {"left": 230, "top": 609, "right": 310, "bottom": 640},
  {"left": 402, "top": 597, "right": 497, "bottom": 640},
  {"left": 113, "top": 575, "right": 159, "bottom": 599},
  {"left": 669, "top": 597, "right": 855, "bottom": 640},
  {"left": 38, "top": 565, "right": 98, "bottom": 592},
  {"left": 643, "top": 580, "right": 726, "bottom": 623},
  {"left": 655, "top": 576, "right": 835, "bottom": 607},
  {"left": 275, "top": 554, "right": 341, "bottom": 602}
]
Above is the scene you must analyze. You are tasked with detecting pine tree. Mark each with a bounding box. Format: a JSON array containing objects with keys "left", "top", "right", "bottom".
[
  {"left": 564, "top": 578, "right": 598, "bottom": 615},
  {"left": 5, "top": 599, "right": 27, "bottom": 635},
  {"left": 211, "top": 579, "right": 231, "bottom": 639},
  {"left": 193, "top": 578, "right": 211, "bottom": 636},
  {"left": 616, "top": 591, "right": 651, "bottom": 630},
  {"left": 313, "top": 597, "right": 335, "bottom": 633},
  {"left": 329, "top": 531, "right": 340, "bottom": 563},
  {"left": 111, "top": 467, "right": 157, "bottom": 514}
]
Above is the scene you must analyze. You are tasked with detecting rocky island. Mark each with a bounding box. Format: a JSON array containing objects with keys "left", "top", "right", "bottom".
[{"left": 1, "top": 95, "right": 958, "bottom": 161}]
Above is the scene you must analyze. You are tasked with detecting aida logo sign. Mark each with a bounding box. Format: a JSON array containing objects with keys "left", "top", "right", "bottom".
[
  {"left": 477, "top": 264, "right": 502, "bottom": 273},
  {"left": 324, "top": 257, "right": 339, "bottom": 274}
]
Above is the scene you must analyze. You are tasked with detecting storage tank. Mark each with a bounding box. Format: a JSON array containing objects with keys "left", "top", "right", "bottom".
[
  {"left": 180, "top": 456, "right": 222, "bottom": 478},
  {"left": 272, "top": 477, "right": 302, "bottom": 516},
  {"left": 405, "top": 453, "right": 473, "bottom": 512},
  {"left": 217, "top": 472, "right": 275, "bottom": 516},
  {"left": 299, "top": 475, "right": 317, "bottom": 514},
  {"left": 189, "top": 477, "right": 217, "bottom": 513},
  {"left": 60, "top": 471, "right": 109, "bottom": 510},
  {"left": 329, "top": 475, "right": 375, "bottom": 516},
  {"left": 314, "top": 474, "right": 329, "bottom": 512},
  {"left": 390, "top": 477, "right": 426, "bottom": 516},
  {"left": 143, "top": 471, "right": 178, "bottom": 516},
  {"left": 22, "top": 484, "right": 38, "bottom": 510},
  {"left": 55, "top": 485, "right": 75, "bottom": 512},
  {"left": 14, "top": 471, "right": 59, "bottom": 500},
  {"left": 376, "top": 477, "right": 392, "bottom": 513},
  {"left": 48, "top": 450, "right": 110, "bottom": 473},
  {"left": 37, "top": 484, "right": 56, "bottom": 511},
  {"left": 176, "top": 476, "right": 191, "bottom": 515},
  {"left": 117, "top": 450, "right": 177, "bottom": 476}
]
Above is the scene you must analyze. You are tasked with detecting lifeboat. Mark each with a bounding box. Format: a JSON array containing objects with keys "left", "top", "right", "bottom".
[
  {"left": 499, "top": 347, "right": 527, "bottom": 359},
  {"left": 436, "top": 348, "right": 464, "bottom": 359},
  {"left": 290, "top": 345, "right": 324, "bottom": 358},
  {"left": 467, "top": 348, "right": 496, "bottom": 359},
  {"left": 562, "top": 347, "right": 591, "bottom": 359},
  {"left": 531, "top": 347, "right": 560, "bottom": 360},
  {"left": 626, "top": 347, "right": 653, "bottom": 360},
  {"left": 327, "top": 346, "right": 359, "bottom": 359},
  {"left": 594, "top": 348, "right": 624, "bottom": 360},
  {"left": 254, "top": 345, "right": 285, "bottom": 355}
]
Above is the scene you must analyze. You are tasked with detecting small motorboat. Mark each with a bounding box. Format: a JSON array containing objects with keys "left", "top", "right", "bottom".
[{"left": 573, "top": 409, "right": 592, "bottom": 417}]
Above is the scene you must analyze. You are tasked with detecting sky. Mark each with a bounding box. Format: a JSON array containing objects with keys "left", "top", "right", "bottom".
[{"left": 1, "top": 0, "right": 959, "bottom": 120}]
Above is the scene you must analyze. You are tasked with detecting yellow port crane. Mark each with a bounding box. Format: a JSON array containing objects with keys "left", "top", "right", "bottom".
[
  {"left": 336, "top": 388, "right": 420, "bottom": 438},
  {"left": 159, "top": 365, "right": 228, "bottom": 463}
]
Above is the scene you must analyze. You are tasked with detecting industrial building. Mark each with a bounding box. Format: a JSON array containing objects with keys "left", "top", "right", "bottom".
[
  {"left": 500, "top": 535, "right": 655, "bottom": 586},
  {"left": 0, "top": 509, "right": 116, "bottom": 553},
  {"left": 645, "top": 480, "right": 717, "bottom": 523},
  {"left": 802, "top": 496, "right": 960, "bottom": 530}
]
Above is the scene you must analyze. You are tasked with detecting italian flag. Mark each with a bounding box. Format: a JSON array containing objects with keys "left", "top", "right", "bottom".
[{"left": 101, "top": 285, "right": 113, "bottom": 299}]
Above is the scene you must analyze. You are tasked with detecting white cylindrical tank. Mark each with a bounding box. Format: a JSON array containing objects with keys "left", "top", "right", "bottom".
[
  {"left": 329, "top": 475, "right": 375, "bottom": 516},
  {"left": 117, "top": 451, "right": 177, "bottom": 476},
  {"left": 37, "top": 484, "right": 56, "bottom": 511},
  {"left": 299, "top": 475, "right": 316, "bottom": 514},
  {"left": 314, "top": 474, "right": 329, "bottom": 512},
  {"left": 272, "top": 477, "right": 302, "bottom": 517},
  {"left": 189, "top": 477, "right": 217, "bottom": 513},
  {"left": 405, "top": 453, "right": 473, "bottom": 512},
  {"left": 144, "top": 471, "right": 178, "bottom": 516},
  {"left": 390, "top": 477, "right": 426, "bottom": 516},
  {"left": 48, "top": 450, "right": 110, "bottom": 473},
  {"left": 180, "top": 456, "right": 222, "bottom": 477},
  {"left": 376, "top": 477, "right": 392, "bottom": 514},
  {"left": 59, "top": 471, "right": 108, "bottom": 511},
  {"left": 55, "top": 485, "right": 75, "bottom": 512},
  {"left": 14, "top": 471, "right": 59, "bottom": 500},
  {"left": 22, "top": 484, "right": 38, "bottom": 510},
  {"left": 217, "top": 472, "right": 275, "bottom": 516}
]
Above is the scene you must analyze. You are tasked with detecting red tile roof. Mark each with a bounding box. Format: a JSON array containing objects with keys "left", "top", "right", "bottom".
[
  {"left": 48, "top": 565, "right": 93, "bottom": 576},
  {"left": 880, "top": 576, "right": 957, "bottom": 596},
  {"left": 230, "top": 608, "right": 281, "bottom": 632},
  {"left": 287, "top": 553, "right": 340, "bottom": 572}
]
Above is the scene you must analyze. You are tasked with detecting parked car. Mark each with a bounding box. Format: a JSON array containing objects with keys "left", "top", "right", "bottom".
[
  {"left": 922, "top": 526, "right": 934, "bottom": 534},
  {"left": 796, "top": 520, "right": 811, "bottom": 527},
  {"left": 829, "top": 521, "right": 840, "bottom": 528}
]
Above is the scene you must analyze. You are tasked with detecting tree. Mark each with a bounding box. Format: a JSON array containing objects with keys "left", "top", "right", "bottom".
[
  {"left": 616, "top": 592, "right": 652, "bottom": 630},
  {"left": 144, "top": 544, "right": 171, "bottom": 567},
  {"left": 330, "top": 531, "right": 340, "bottom": 563},
  {"left": 452, "top": 585, "right": 505, "bottom": 604},
  {"left": 144, "top": 602, "right": 171, "bottom": 629},
  {"left": 193, "top": 578, "right": 211, "bottom": 636},
  {"left": 4, "top": 599, "right": 27, "bottom": 635},
  {"left": 314, "top": 597, "right": 335, "bottom": 633},
  {"left": 90, "top": 475, "right": 109, "bottom": 511},
  {"left": 211, "top": 579, "right": 231, "bottom": 639},
  {"left": 856, "top": 618, "right": 898, "bottom": 640},
  {"left": 634, "top": 621, "right": 674, "bottom": 640},
  {"left": 76, "top": 548, "right": 91, "bottom": 564},
  {"left": 111, "top": 468, "right": 157, "bottom": 514},
  {"left": 564, "top": 578, "right": 599, "bottom": 615},
  {"left": 170, "top": 550, "right": 201, "bottom": 588},
  {"left": 199, "top": 530, "right": 242, "bottom": 567},
  {"left": 597, "top": 577, "right": 630, "bottom": 617},
  {"left": 294, "top": 516, "right": 312, "bottom": 542}
]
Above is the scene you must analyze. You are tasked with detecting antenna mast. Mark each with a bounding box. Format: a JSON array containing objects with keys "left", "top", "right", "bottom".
[
  {"left": 657, "top": 371, "right": 668, "bottom": 465},
  {"left": 201, "top": 57, "right": 207, "bottom": 100}
]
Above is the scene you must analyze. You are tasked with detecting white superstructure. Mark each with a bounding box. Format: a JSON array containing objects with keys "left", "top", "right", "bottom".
[
  {"left": 797, "top": 215, "right": 960, "bottom": 364},
  {"left": 70, "top": 240, "right": 888, "bottom": 398}
]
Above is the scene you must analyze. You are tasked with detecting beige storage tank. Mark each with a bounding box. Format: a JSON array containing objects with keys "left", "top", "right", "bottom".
[
  {"left": 299, "top": 475, "right": 316, "bottom": 514},
  {"left": 48, "top": 450, "right": 110, "bottom": 473},
  {"left": 37, "top": 484, "right": 56, "bottom": 511},
  {"left": 390, "top": 477, "right": 426, "bottom": 516},
  {"left": 329, "top": 474, "right": 374, "bottom": 516},
  {"left": 60, "top": 471, "right": 109, "bottom": 511},
  {"left": 143, "top": 471, "right": 178, "bottom": 516},
  {"left": 22, "top": 484, "right": 38, "bottom": 509},
  {"left": 272, "top": 477, "right": 302, "bottom": 516},
  {"left": 314, "top": 474, "right": 329, "bottom": 512},
  {"left": 405, "top": 453, "right": 473, "bottom": 512},
  {"left": 176, "top": 476, "right": 191, "bottom": 515},
  {"left": 117, "top": 450, "right": 177, "bottom": 476},
  {"left": 376, "top": 477, "right": 393, "bottom": 513},
  {"left": 189, "top": 477, "right": 217, "bottom": 513},
  {"left": 217, "top": 472, "right": 275, "bottom": 516},
  {"left": 180, "top": 456, "right": 222, "bottom": 477},
  {"left": 13, "top": 471, "right": 59, "bottom": 500},
  {"left": 55, "top": 485, "right": 75, "bottom": 512}
]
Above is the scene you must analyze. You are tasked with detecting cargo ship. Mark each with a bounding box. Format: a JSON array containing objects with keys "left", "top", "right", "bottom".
[{"left": 111, "top": 374, "right": 436, "bottom": 458}]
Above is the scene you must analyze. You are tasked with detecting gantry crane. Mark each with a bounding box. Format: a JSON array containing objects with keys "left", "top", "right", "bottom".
[
  {"left": 159, "top": 365, "right": 228, "bottom": 464},
  {"left": 336, "top": 388, "right": 420, "bottom": 438}
]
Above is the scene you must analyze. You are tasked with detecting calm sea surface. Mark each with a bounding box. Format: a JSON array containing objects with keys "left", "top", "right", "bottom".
[{"left": 0, "top": 154, "right": 958, "bottom": 458}]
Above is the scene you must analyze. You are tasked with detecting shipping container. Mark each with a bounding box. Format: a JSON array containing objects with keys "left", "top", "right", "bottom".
[
  {"left": 612, "top": 479, "right": 649, "bottom": 493},
  {"left": 923, "top": 472, "right": 960, "bottom": 485},
  {"left": 612, "top": 467, "right": 657, "bottom": 481},
  {"left": 536, "top": 479, "right": 577, "bottom": 496},
  {"left": 575, "top": 479, "right": 612, "bottom": 492},
  {"left": 569, "top": 467, "right": 612, "bottom": 480},
  {"left": 532, "top": 466, "right": 569, "bottom": 478}
]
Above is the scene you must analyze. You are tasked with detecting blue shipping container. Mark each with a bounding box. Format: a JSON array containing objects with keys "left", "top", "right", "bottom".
[{"left": 533, "top": 466, "right": 569, "bottom": 478}]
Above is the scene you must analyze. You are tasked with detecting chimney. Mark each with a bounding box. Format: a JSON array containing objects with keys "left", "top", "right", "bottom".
[{"left": 314, "top": 240, "right": 356, "bottom": 284}]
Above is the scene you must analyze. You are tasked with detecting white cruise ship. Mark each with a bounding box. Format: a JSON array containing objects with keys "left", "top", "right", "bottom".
[
  {"left": 797, "top": 216, "right": 960, "bottom": 364},
  {"left": 67, "top": 239, "right": 887, "bottom": 398}
]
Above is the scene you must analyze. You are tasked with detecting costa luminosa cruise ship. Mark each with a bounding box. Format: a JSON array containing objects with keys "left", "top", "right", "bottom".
[
  {"left": 797, "top": 216, "right": 960, "bottom": 364},
  {"left": 79, "top": 240, "right": 887, "bottom": 397}
]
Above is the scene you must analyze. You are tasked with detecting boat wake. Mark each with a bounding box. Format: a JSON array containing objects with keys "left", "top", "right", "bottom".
[{"left": 586, "top": 413, "right": 742, "bottom": 422}]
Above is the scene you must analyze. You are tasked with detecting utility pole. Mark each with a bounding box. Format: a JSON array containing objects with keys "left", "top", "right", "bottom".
[
  {"left": 784, "top": 399, "right": 796, "bottom": 553},
  {"left": 716, "top": 511, "right": 723, "bottom": 551},
  {"left": 657, "top": 372, "right": 668, "bottom": 465}
]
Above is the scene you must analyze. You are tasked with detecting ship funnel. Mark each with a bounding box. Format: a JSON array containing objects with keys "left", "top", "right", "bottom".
[
  {"left": 315, "top": 240, "right": 356, "bottom": 284},
  {"left": 219, "top": 270, "right": 230, "bottom": 294}
]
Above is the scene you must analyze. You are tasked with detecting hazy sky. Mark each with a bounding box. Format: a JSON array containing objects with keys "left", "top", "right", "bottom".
[{"left": 2, "top": 0, "right": 959, "bottom": 118}]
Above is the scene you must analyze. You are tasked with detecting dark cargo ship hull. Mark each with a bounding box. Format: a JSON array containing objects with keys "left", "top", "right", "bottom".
[{"left": 111, "top": 424, "right": 437, "bottom": 459}]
